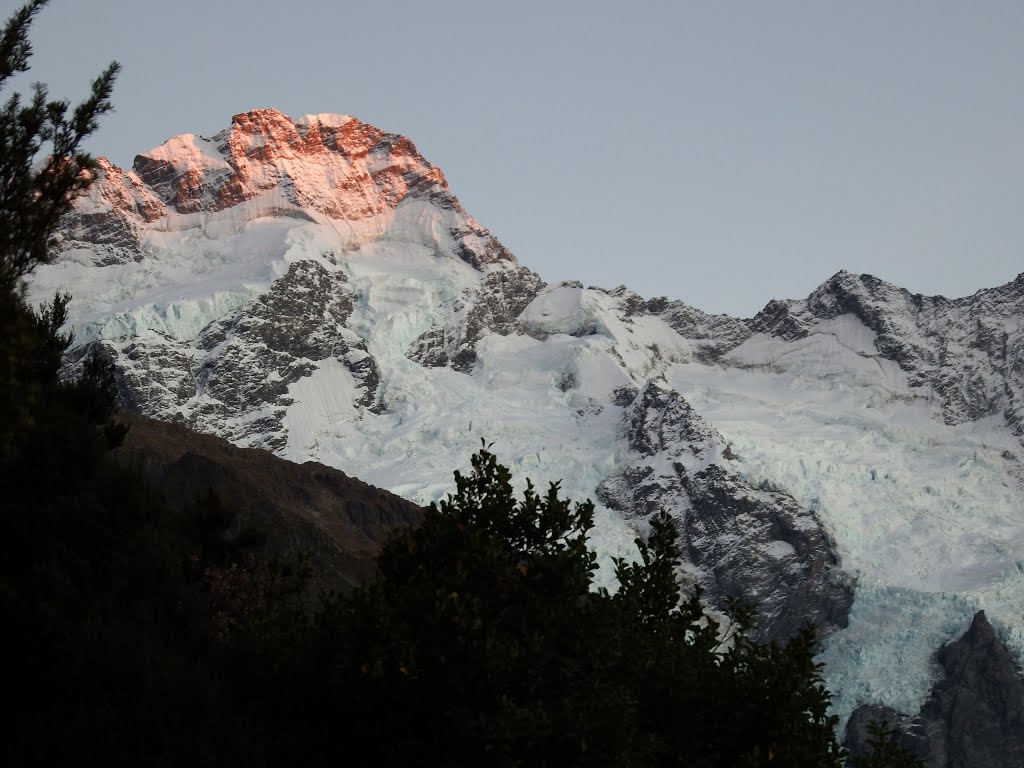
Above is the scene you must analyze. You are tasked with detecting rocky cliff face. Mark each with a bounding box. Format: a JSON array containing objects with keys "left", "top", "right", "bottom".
[
  {"left": 745, "top": 270, "right": 1024, "bottom": 443},
  {"left": 71, "top": 259, "right": 380, "bottom": 452},
  {"left": 597, "top": 376, "right": 852, "bottom": 642},
  {"left": 408, "top": 265, "right": 547, "bottom": 372},
  {"left": 845, "top": 611, "right": 1024, "bottom": 768},
  {"left": 57, "top": 108, "right": 512, "bottom": 271},
  {"left": 29, "top": 109, "right": 1024, "bottom": 756}
]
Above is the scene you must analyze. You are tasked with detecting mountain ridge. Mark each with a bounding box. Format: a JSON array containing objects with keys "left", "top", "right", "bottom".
[
  {"left": 111, "top": 410, "right": 424, "bottom": 591},
  {"left": 60, "top": 107, "right": 514, "bottom": 271},
  {"left": 29, "top": 108, "right": 1024, "bottom": 762}
]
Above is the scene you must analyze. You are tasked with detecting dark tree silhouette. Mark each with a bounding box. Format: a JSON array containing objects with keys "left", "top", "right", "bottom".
[
  {"left": 0, "top": 0, "right": 120, "bottom": 464},
  {"left": 300, "top": 444, "right": 915, "bottom": 767},
  {"left": 0, "top": 5, "right": 927, "bottom": 766}
]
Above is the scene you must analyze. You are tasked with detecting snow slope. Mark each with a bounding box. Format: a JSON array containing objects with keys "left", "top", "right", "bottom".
[
  {"left": 28, "top": 109, "right": 1024, "bottom": 732},
  {"left": 666, "top": 315, "right": 1024, "bottom": 722}
]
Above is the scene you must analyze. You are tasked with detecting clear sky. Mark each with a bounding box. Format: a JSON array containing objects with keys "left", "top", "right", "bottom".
[{"left": 7, "top": 0, "right": 1023, "bottom": 317}]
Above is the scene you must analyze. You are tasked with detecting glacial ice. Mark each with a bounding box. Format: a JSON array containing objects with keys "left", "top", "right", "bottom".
[
  {"left": 31, "top": 171, "right": 1024, "bottom": 731},
  {"left": 667, "top": 316, "right": 1024, "bottom": 725},
  {"left": 817, "top": 585, "right": 977, "bottom": 728}
]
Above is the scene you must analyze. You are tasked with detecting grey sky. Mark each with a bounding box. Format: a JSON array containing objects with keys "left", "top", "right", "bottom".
[{"left": 8, "top": 0, "right": 1023, "bottom": 317}]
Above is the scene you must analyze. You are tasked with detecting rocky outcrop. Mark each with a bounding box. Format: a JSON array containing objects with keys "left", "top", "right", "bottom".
[
  {"left": 53, "top": 158, "right": 165, "bottom": 265},
  {"left": 557, "top": 286, "right": 752, "bottom": 363},
  {"left": 597, "top": 376, "right": 853, "bottom": 642},
  {"left": 844, "top": 610, "right": 1024, "bottom": 767},
  {"left": 751, "top": 270, "right": 1024, "bottom": 443},
  {"left": 131, "top": 109, "right": 453, "bottom": 220},
  {"left": 646, "top": 295, "right": 753, "bottom": 362},
  {"left": 194, "top": 259, "right": 382, "bottom": 431},
  {"left": 76, "top": 259, "right": 382, "bottom": 452},
  {"left": 59, "top": 109, "right": 514, "bottom": 271},
  {"left": 684, "top": 464, "right": 853, "bottom": 641},
  {"left": 128, "top": 109, "right": 511, "bottom": 269},
  {"left": 407, "top": 265, "right": 546, "bottom": 372}
]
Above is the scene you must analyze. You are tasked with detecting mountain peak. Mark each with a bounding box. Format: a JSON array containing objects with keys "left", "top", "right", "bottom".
[
  {"left": 127, "top": 108, "right": 455, "bottom": 220},
  {"left": 62, "top": 108, "right": 516, "bottom": 271},
  {"left": 295, "top": 112, "right": 355, "bottom": 128},
  {"left": 37, "top": 110, "right": 1024, "bottom": 759}
]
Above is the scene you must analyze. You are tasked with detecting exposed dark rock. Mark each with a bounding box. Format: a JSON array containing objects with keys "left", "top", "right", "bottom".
[
  {"left": 625, "top": 378, "right": 717, "bottom": 457},
  {"left": 406, "top": 326, "right": 450, "bottom": 368},
  {"left": 754, "top": 270, "right": 1024, "bottom": 444},
  {"left": 407, "top": 265, "right": 546, "bottom": 373},
  {"left": 596, "top": 377, "right": 852, "bottom": 642},
  {"left": 685, "top": 464, "right": 853, "bottom": 641},
  {"left": 66, "top": 259, "right": 383, "bottom": 452},
  {"left": 112, "top": 412, "right": 423, "bottom": 592},
  {"left": 190, "top": 259, "right": 382, "bottom": 446},
  {"left": 57, "top": 210, "right": 143, "bottom": 265},
  {"left": 449, "top": 225, "right": 517, "bottom": 269},
  {"left": 453, "top": 267, "right": 546, "bottom": 369},
  {"left": 612, "top": 385, "right": 638, "bottom": 408},
  {"left": 646, "top": 296, "right": 753, "bottom": 362},
  {"left": 451, "top": 347, "right": 478, "bottom": 373},
  {"left": 748, "top": 298, "right": 810, "bottom": 341},
  {"left": 590, "top": 285, "right": 648, "bottom": 323},
  {"left": 596, "top": 464, "right": 661, "bottom": 516},
  {"left": 844, "top": 610, "right": 1024, "bottom": 767},
  {"left": 53, "top": 157, "right": 167, "bottom": 265},
  {"left": 133, "top": 152, "right": 222, "bottom": 214},
  {"left": 65, "top": 337, "right": 197, "bottom": 416}
]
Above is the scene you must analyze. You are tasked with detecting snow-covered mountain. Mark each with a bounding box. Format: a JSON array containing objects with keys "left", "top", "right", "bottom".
[{"left": 31, "top": 109, "right": 1024, "bottom": 737}]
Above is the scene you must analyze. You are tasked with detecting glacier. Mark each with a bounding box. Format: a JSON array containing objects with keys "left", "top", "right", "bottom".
[
  {"left": 27, "top": 108, "right": 1024, "bottom": 735},
  {"left": 666, "top": 329, "right": 1024, "bottom": 727}
]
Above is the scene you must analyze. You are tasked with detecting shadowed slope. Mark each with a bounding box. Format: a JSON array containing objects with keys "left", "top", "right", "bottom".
[{"left": 113, "top": 411, "right": 423, "bottom": 591}]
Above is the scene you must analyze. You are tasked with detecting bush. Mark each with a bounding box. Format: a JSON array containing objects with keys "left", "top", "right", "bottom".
[{"left": 309, "top": 444, "right": 845, "bottom": 767}]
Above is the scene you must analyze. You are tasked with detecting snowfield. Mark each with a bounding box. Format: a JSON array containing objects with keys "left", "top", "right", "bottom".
[
  {"left": 28, "top": 109, "right": 1024, "bottom": 734},
  {"left": 666, "top": 332, "right": 1024, "bottom": 724}
]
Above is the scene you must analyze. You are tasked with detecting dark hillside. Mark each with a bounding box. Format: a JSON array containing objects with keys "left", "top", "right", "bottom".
[{"left": 112, "top": 412, "right": 423, "bottom": 591}]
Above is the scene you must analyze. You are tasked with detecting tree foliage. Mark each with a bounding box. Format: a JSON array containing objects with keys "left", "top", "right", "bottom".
[
  {"left": 300, "top": 444, "right": 845, "bottom": 767},
  {"left": 0, "top": 0, "right": 120, "bottom": 464},
  {"left": 0, "top": 4, "right": 924, "bottom": 766},
  {"left": 848, "top": 723, "right": 926, "bottom": 768},
  {"left": 292, "top": 446, "right": 923, "bottom": 767},
  {"left": 0, "top": 0, "right": 119, "bottom": 290}
]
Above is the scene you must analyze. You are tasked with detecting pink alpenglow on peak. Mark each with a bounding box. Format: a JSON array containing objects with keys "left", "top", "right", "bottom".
[
  {"left": 296, "top": 113, "right": 355, "bottom": 128},
  {"left": 60, "top": 108, "right": 514, "bottom": 270},
  {"left": 133, "top": 108, "right": 451, "bottom": 219}
]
